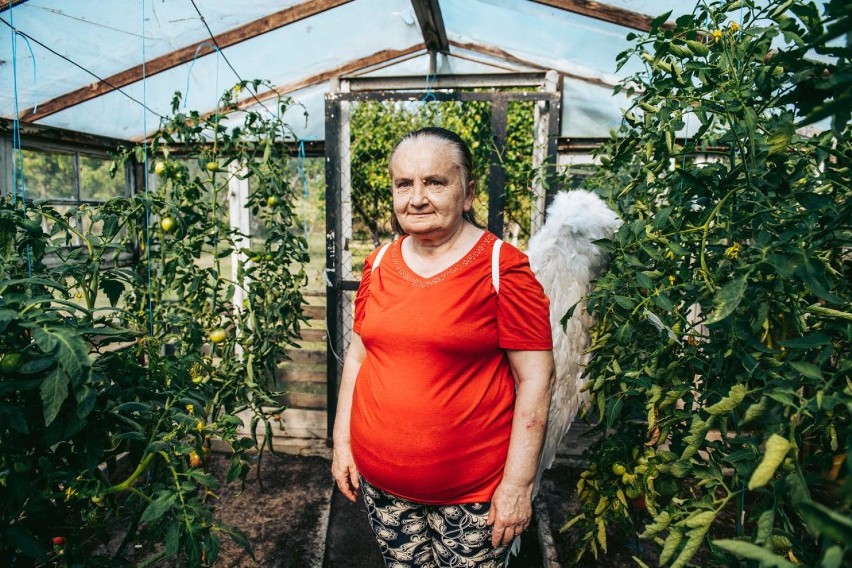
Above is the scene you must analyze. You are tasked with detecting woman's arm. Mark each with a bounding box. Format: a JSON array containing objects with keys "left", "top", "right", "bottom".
[
  {"left": 488, "top": 349, "right": 554, "bottom": 547},
  {"left": 331, "top": 333, "right": 367, "bottom": 502}
]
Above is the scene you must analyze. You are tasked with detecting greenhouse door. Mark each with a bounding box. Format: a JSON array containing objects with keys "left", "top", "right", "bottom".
[{"left": 324, "top": 72, "right": 561, "bottom": 434}]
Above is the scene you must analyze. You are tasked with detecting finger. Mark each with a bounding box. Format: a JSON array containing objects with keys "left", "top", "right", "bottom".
[
  {"left": 491, "top": 526, "right": 505, "bottom": 548},
  {"left": 338, "top": 479, "right": 357, "bottom": 502},
  {"left": 349, "top": 468, "right": 360, "bottom": 494},
  {"left": 486, "top": 507, "right": 495, "bottom": 526}
]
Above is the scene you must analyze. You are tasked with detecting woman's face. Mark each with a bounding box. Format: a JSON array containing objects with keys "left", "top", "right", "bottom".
[{"left": 390, "top": 137, "right": 474, "bottom": 238}]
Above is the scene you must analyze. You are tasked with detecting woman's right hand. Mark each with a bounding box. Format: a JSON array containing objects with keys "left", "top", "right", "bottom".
[{"left": 332, "top": 441, "right": 360, "bottom": 502}]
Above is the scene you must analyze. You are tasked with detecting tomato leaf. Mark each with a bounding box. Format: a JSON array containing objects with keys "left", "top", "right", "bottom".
[{"left": 705, "top": 275, "right": 748, "bottom": 325}]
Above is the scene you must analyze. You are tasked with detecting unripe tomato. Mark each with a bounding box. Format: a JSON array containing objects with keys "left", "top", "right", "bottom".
[
  {"left": 611, "top": 462, "right": 627, "bottom": 476},
  {"left": 625, "top": 485, "right": 642, "bottom": 499},
  {"left": 160, "top": 217, "right": 176, "bottom": 233},
  {"left": 0, "top": 353, "right": 24, "bottom": 375},
  {"left": 206, "top": 161, "right": 219, "bottom": 172},
  {"left": 267, "top": 196, "right": 279, "bottom": 207},
  {"left": 657, "top": 477, "right": 678, "bottom": 498},
  {"left": 208, "top": 328, "right": 228, "bottom": 344}
]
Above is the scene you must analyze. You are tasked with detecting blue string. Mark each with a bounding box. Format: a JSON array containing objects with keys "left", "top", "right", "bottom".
[
  {"left": 184, "top": 42, "right": 221, "bottom": 109},
  {"left": 8, "top": 4, "right": 33, "bottom": 277},
  {"left": 142, "top": 0, "right": 154, "bottom": 335},
  {"left": 738, "top": 2, "right": 745, "bottom": 33},
  {"left": 735, "top": 3, "right": 746, "bottom": 540},
  {"left": 18, "top": 34, "right": 38, "bottom": 113},
  {"left": 297, "top": 140, "right": 309, "bottom": 235},
  {"left": 422, "top": 72, "right": 437, "bottom": 102}
]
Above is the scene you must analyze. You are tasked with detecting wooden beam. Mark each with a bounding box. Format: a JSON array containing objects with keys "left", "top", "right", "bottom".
[
  {"left": 0, "top": 0, "right": 31, "bottom": 13},
  {"left": 0, "top": 117, "right": 130, "bottom": 150},
  {"left": 130, "top": 44, "right": 426, "bottom": 141},
  {"left": 449, "top": 40, "right": 617, "bottom": 89},
  {"left": 529, "top": 0, "right": 673, "bottom": 33},
  {"left": 410, "top": 0, "right": 449, "bottom": 54},
  {"left": 236, "top": 45, "right": 427, "bottom": 109},
  {"left": 19, "top": 0, "right": 354, "bottom": 122}
]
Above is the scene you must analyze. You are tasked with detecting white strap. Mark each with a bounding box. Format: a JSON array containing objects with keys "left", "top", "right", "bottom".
[
  {"left": 491, "top": 238, "right": 503, "bottom": 294},
  {"left": 372, "top": 243, "right": 392, "bottom": 271}
]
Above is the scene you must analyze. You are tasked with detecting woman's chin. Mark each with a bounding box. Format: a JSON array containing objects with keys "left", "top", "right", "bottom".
[{"left": 401, "top": 221, "right": 441, "bottom": 235}]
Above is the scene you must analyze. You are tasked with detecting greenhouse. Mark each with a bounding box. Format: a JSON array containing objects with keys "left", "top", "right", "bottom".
[{"left": 1, "top": 0, "right": 849, "bottom": 566}]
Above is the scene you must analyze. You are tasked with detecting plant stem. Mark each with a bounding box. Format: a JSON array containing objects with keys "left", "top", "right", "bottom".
[{"left": 104, "top": 452, "right": 155, "bottom": 495}]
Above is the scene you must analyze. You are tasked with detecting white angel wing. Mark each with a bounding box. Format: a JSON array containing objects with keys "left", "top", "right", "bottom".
[{"left": 527, "top": 190, "right": 622, "bottom": 490}]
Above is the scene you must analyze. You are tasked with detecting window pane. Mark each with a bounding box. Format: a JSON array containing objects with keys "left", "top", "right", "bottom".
[
  {"left": 80, "top": 155, "right": 124, "bottom": 201},
  {"left": 21, "top": 149, "right": 75, "bottom": 201}
]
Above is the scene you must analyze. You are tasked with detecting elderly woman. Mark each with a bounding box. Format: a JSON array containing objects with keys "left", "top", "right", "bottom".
[{"left": 332, "top": 127, "right": 554, "bottom": 567}]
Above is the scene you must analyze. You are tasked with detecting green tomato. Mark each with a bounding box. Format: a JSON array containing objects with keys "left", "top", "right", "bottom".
[
  {"left": 160, "top": 217, "right": 176, "bottom": 233},
  {"left": 625, "top": 485, "right": 642, "bottom": 499},
  {"left": 154, "top": 161, "right": 167, "bottom": 175},
  {"left": 206, "top": 161, "right": 219, "bottom": 172},
  {"left": 657, "top": 477, "right": 678, "bottom": 498},
  {"left": 208, "top": 328, "right": 228, "bottom": 344},
  {"left": 267, "top": 196, "right": 279, "bottom": 207},
  {"left": 0, "top": 353, "right": 24, "bottom": 375},
  {"left": 611, "top": 462, "right": 627, "bottom": 476}
]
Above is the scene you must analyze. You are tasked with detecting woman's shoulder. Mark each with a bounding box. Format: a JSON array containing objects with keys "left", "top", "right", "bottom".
[
  {"left": 492, "top": 235, "right": 530, "bottom": 265},
  {"left": 365, "top": 239, "right": 398, "bottom": 263}
]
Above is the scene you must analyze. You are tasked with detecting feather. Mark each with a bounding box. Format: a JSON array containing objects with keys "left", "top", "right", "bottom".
[{"left": 527, "top": 189, "right": 622, "bottom": 490}]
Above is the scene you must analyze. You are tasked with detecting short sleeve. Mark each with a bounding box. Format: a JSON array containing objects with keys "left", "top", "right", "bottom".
[
  {"left": 352, "top": 247, "right": 381, "bottom": 334},
  {"left": 496, "top": 243, "right": 553, "bottom": 351}
]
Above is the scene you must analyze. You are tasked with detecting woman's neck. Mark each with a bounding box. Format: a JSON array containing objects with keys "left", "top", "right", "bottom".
[
  {"left": 407, "top": 221, "right": 470, "bottom": 254},
  {"left": 402, "top": 222, "right": 484, "bottom": 278}
]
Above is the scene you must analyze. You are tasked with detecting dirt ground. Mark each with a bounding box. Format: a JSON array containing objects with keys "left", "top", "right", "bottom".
[{"left": 209, "top": 452, "right": 332, "bottom": 567}]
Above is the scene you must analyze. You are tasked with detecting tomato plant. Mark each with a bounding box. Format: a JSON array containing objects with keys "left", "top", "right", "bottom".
[
  {"left": 567, "top": 1, "right": 851, "bottom": 567},
  {"left": 0, "top": 80, "right": 308, "bottom": 565}
]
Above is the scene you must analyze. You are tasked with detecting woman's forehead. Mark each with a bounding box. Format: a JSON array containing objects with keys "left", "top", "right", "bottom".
[{"left": 391, "top": 136, "right": 459, "bottom": 172}]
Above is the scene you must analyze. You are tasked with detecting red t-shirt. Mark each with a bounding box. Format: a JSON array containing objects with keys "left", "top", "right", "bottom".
[{"left": 350, "top": 231, "right": 552, "bottom": 504}]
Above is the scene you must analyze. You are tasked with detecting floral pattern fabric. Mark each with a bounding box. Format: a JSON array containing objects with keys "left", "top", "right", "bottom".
[{"left": 361, "top": 477, "right": 509, "bottom": 567}]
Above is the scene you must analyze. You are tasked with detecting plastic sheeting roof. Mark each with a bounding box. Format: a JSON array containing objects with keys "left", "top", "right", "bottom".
[{"left": 0, "top": 0, "right": 779, "bottom": 143}]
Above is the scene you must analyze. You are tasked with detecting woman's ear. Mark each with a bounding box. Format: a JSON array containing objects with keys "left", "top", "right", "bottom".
[{"left": 464, "top": 181, "right": 475, "bottom": 210}]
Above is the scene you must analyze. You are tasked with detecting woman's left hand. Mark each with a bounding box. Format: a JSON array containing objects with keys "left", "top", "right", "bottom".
[{"left": 487, "top": 480, "right": 533, "bottom": 547}]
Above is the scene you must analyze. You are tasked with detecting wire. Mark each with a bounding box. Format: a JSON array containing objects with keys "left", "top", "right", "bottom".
[
  {"left": 0, "top": 16, "right": 164, "bottom": 119},
  {"left": 187, "top": 0, "right": 284, "bottom": 118}
]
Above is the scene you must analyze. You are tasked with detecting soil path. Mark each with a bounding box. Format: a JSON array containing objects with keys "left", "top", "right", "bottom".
[{"left": 211, "top": 453, "right": 332, "bottom": 567}]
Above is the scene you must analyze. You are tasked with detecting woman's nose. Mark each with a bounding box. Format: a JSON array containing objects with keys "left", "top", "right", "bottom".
[{"left": 410, "top": 182, "right": 428, "bottom": 204}]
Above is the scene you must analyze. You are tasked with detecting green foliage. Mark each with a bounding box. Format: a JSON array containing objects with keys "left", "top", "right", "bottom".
[
  {"left": 571, "top": 1, "right": 851, "bottom": 566},
  {"left": 0, "top": 80, "right": 308, "bottom": 565},
  {"left": 348, "top": 97, "right": 538, "bottom": 246}
]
